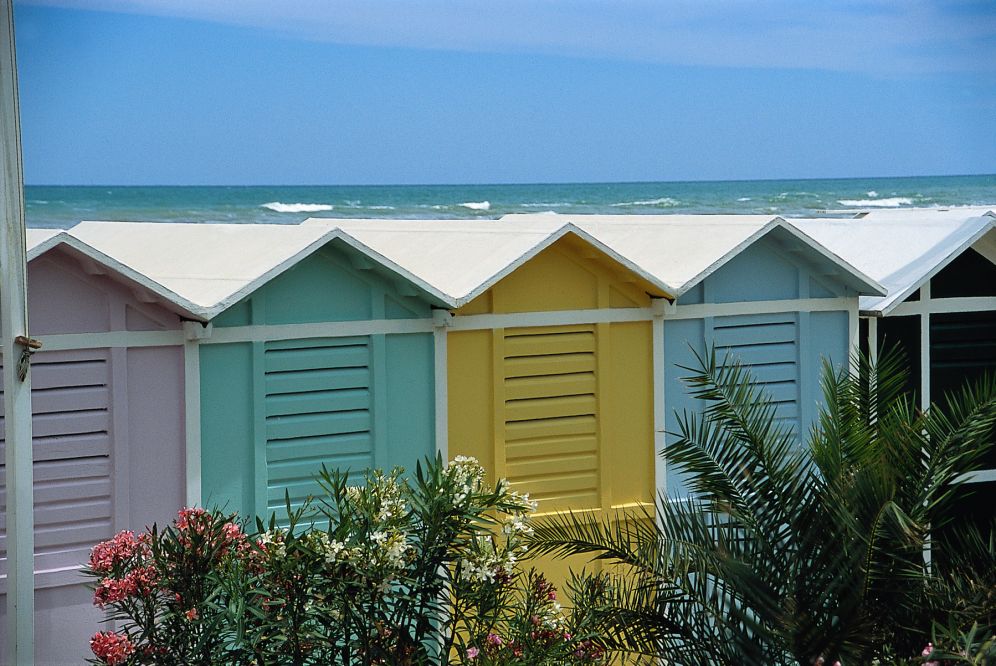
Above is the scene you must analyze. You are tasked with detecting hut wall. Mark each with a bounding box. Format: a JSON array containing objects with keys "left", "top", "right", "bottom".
[
  {"left": 1, "top": 248, "right": 185, "bottom": 664},
  {"left": 663, "top": 238, "right": 853, "bottom": 493},
  {"left": 199, "top": 244, "right": 435, "bottom": 522},
  {"left": 447, "top": 236, "right": 656, "bottom": 518}
]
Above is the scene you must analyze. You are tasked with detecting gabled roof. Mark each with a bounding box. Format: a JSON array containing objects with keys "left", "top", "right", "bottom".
[
  {"left": 26, "top": 228, "right": 208, "bottom": 320},
  {"left": 303, "top": 217, "right": 673, "bottom": 306},
  {"left": 500, "top": 213, "right": 885, "bottom": 298},
  {"left": 68, "top": 221, "right": 452, "bottom": 321},
  {"left": 26, "top": 228, "right": 65, "bottom": 258},
  {"left": 788, "top": 208, "right": 996, "bottom": 316}
]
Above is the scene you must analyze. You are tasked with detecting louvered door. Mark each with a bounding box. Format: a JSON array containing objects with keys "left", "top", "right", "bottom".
[
  {"left": 502, "top": 325, "right": 600, "bottom": 512},
  {"left": 712, "top": 313, "right": 801, "bottom": 429},
  {"left": 263, "top": 337, "right": 373, "bottom": 517},
  {"left": 0, "top": 349, "right": 113, "bottom": 575}
]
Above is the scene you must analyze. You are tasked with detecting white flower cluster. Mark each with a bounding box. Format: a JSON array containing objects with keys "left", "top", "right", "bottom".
[
  {"left": 508, "top": 489, "right": 540, "bottom": 513},
  {"left": 461, "top": 536, "right": 517, "bottom": 584},
  {"left": 368, "top": 473, "right": 407, "bottom": 524},
  {"left": 258, "top": 528, "right": 287, "bottom": 559},
  {"left": 447, "top": 456, "right": 486, "bottom": 504},
  {"left": 307, "top": 531, "right": 349, "bottom": 564},
  {"left": 501, "top": 511, "right": 534, "bottom": 536},
  {"left": 370, "top": 529, "right": 412, "bottom": 569}
]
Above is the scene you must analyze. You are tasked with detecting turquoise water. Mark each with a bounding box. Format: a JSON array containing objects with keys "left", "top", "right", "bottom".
[{"left": 24, "top": 174, "right": 996, "bottom": 228}]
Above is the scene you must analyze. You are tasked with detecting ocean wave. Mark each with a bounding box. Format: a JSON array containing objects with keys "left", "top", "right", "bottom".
[
  {"left": 866, "top": 190, "right": 878, "bottom": 198},
  {"left": 837, "top": 197, "right": 913, "bottom": 208},
  {"left": 459, "top": 201, "right": 491, "bottom": 211},
  {"left": 261, "top": 202, "right": 334, "bottom": 213},
  {"left": 611, "top": 197, "right": 680, "bottom": 207},
  {"left": 520, "top": 202, "right": 573, "bottom": 208},
  {"left": 366, "top": 205, "right": 396, "bottom": 210},
  {"left": 736, "top": 197, "right": 751, "bottom": 202}
]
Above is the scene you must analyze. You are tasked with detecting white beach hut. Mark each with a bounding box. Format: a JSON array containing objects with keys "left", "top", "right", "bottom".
[{"left": 790, "top": 207, "right": 996, "bottom": 533}]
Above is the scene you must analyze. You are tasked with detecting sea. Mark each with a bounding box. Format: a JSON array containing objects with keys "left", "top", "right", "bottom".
[{"left": 23, "top": 174, "right": 996, "bottom": 228}]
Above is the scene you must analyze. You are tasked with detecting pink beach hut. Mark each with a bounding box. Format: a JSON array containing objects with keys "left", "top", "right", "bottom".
[{"left": 1, "top": 230, "right": 197, "bottom": 664}]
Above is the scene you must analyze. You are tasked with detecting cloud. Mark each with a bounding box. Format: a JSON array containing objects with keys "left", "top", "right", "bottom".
[{"left": 17, "top": 0, "right": 996, "bottom": 75}]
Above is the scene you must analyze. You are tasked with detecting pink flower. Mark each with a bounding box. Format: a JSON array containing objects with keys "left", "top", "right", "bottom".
[
  {"left": 185, "top": 608, "right": 199, "bottom": 621},
  {"left": 93, "top": 576, "right": 137, "bottom": 608},
  {"left": 90, "top": 631, "right": 135, "bottom": 666},
  {"left": 485, "top": 633, "right": 503, "bottom": 647},
  {"left": 466, "top": 646, "right": 479, "bottom": 660},
  {"left": 922, "top": 643, "right": 940, "bottom": 666},
  {"left": 89, "top": 531, "right": 140, "bottom": 573}
]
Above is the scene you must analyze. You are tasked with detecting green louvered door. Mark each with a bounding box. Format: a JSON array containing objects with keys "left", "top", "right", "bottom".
[{"left": 263, "top": 337, "right": 373, "bottom": 517}]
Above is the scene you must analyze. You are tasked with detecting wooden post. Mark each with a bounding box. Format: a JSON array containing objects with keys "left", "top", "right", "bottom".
[{"left": 1, "top": 0, "right": 35, "bottom": 662}]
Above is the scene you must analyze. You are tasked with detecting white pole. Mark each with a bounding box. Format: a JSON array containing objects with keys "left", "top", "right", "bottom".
[{"left": 1, "top": 0, "right": 35, "bottom": 662}]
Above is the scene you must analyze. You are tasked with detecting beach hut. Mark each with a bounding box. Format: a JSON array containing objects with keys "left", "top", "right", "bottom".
[
  {"left": 68, "top": 222, "right": 451, "bottom": 521},
  {"left": 790, "top": 207, "right": 996, "bottom": 532},
  {"left": 303, "top": 218, "right": 673, "bottom": 524},
  {"left": 2, "top": 229, "right": 194, "bottom": 664},
  {"left": 503, "top": 214, "right": 886, "bottom": 494}
]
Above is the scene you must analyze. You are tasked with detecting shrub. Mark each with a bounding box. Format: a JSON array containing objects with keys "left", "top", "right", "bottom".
[{"left": 84, "top": 455, "right": 611, "bottom": 665}]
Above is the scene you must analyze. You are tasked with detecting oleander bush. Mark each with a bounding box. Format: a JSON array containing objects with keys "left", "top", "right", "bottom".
[{"left": 83, "top": 456, "right": 612, "bottom": 666}]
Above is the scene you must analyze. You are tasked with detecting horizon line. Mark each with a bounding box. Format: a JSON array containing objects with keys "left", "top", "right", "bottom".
[{"left": 23, "top": 172, "right": 996, "bottom": 189}]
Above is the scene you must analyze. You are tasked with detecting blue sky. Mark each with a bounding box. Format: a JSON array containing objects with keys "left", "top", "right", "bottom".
[{"left": 13, "top": 0, "right": 996, "bottom": 185}]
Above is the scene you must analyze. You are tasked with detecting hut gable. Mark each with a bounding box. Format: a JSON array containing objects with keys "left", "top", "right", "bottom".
[
  {"left": 457, "top": 234, "right": 651, "bottom": 315},
  {"left": 27, "top": 246, "right": 181, "bottom": 335},
  {"left": 212, "top": 242, "right": 432, "bottom": 327}
]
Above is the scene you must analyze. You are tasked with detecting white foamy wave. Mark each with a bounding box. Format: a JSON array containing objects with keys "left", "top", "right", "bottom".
[
  {"left": 261, "top": 202, "right": 334, "bottom": 213},
  {"left": 866, "top": 190, "right": 878, "bottom": 198},
  {"left": 366, "top": 205, "right": 396, "bottom": 210},
  {"left": 611, "top": 197, "right": 680, "bottom": 207},
  {"left": 837, "top": 197, "right": 913, "bottom": 208},
  {"left": 521, "top": 202, "right": 573, "bottom": 208},
  {"left": 737, "top": 197, "right": 751, "bottom": 202},
  {"left": 459, "top": 201, "right": 491, "bottom": 211}
]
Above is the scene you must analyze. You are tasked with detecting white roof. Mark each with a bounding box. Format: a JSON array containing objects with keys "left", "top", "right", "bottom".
[
  {"left": 25, "top": 228, "right": 64, "bottom": 258},
  {"left": 303, "top": 217, "right": 674, "bottom": 305},
  {"left": 788, "top": 208, "right": 996, "bottom": 315},
  {"left": 67, "top": 221, "right": 453, "bottom": 320},
  {"left": 501, "top": 213, "right": 885, "bottom": 297}
]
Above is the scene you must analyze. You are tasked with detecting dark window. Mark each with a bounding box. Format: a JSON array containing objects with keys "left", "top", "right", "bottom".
[
  {"left": 930, "top": 248, "right": 996, "bottom": 299},
  {"left": 877, "top": 315, "right": 921, "bottom": 402}
]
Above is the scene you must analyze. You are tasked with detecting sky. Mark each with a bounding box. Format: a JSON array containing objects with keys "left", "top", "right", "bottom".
[{"left": 12, "top": 0, "right": 996, "bottom": 185}]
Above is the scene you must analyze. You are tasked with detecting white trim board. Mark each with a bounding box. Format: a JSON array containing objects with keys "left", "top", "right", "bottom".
[
  {"left": 8, "top": 297, "right": 861, "bottom": 354},
  {"left": 884, "top": 296, "right": 996, "bottom": 317}
]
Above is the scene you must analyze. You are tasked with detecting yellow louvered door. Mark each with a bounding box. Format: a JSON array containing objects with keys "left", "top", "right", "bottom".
[{"left": 502, "top": 325, "right": 600, "bottom": 513}]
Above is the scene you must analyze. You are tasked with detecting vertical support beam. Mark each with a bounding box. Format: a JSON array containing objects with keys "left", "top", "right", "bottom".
[
  {"left": 182, "top": 321, "right": 210, "bottom": 507},
  {"left": 432, "top": 309, "right": 451, "bottom": 462},
  {"left": 847, "top": 301, "right": 860, "bottom": 376},
  {"left": 250, "top": 300, "right": 268, "bottom": 519},
  {"left": 919, "top": 282, "right": 932, "bottom": 569},
  {"left": 491, "top": 328, "right": 507, "bottom": 481},
  {"left": 867, "top": 316, "right": 878, "bottom": 368},
  {"left": 919, "top": 282, "right": 931, "bottom": 413},
  {"left": 1, "top": 0, "right": 34, "bottom": 661},
  {"left": 594, "top": 322, "right": 612, "bottom": 514},
  {"left": 651, "top": 300, "right": 667, "bottom": 504}
]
